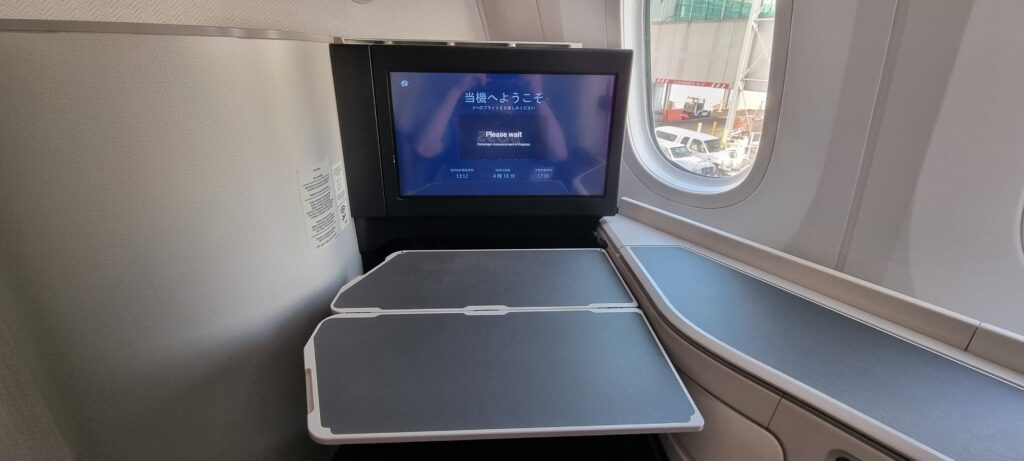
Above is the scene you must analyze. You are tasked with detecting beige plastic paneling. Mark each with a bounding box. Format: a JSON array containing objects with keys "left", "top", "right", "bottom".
[
  {"left": 600, "top": 215, "right": 692, "bottom": 250},
  {"left": 664, "top": 378, "right": 783, "bottom": 461},
  {"left": 770, "top": 399, "right": 901, "bottom": 461},
  {"left": 479, "top": 0, "right": 613, "bottom": 47},
  {"left": 477, "top": 0, "right": 544, "bottom": 41},
  {"left": 840, "top": 0, "right": 1024, "bottom": 337},
  {"left": 967, "top": 323, "right": 1024, "bottom": 375},
  {"left": 0, "top": 32, "right": 362, "bottom": 460},
  {"left": 0, "top": 0, "right": 485, "bottom": 40}
]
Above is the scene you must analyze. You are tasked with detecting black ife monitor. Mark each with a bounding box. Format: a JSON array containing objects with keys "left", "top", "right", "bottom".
[
  {"left": 390, "top": 71, "right": 615, "bottom": 198},
  {"left": 331, "top": 44, "right": 632, "bottom": 217}
]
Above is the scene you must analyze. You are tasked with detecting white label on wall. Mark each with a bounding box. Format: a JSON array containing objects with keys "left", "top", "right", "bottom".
[
  {"left": 297, "top": 162, "right": 338, "bottom": 251},
  {"left": 331, "top": 160, "right": 351, "bottom": 232}
]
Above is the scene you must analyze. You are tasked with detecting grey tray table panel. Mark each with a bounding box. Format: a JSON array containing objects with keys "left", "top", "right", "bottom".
[
  {"left": 332, "top": 249, "right": 634, "bottom": 311},
  {"left": 311, "top": 309, "right": 697, "bottom": 441},
  {"left": 631, "top": 246, "right": 1024, "bottom": 461}
]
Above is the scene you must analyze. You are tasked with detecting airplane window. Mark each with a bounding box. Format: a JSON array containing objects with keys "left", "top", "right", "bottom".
[{"left": 649, "top": 0, "right": 777, "bottom": 178}]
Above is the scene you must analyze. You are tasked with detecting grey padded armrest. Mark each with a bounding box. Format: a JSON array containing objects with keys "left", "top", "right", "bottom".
[
  {"left": 629, "top": 245, "right": 1024, "bottom": 461},
  {"left": 304, "top": 309, "right": 702, "bottom": 443},
  {"left": 332, "top": 249, "right": 635, "bottom": 313}
]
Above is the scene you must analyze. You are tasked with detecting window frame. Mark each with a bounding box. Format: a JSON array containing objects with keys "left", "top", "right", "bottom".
[{"left": 620, "top": 0, "right": 792, "bottom": 208}]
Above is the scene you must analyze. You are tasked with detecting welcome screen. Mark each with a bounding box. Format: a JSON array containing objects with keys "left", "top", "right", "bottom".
[{"left": 389, "top": 72, "right": 616, "bottom": 197}]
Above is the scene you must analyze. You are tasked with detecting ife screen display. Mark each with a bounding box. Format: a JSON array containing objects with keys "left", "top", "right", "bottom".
[{"left": 389, "top": 72, "right": 616, "bottom": 197}]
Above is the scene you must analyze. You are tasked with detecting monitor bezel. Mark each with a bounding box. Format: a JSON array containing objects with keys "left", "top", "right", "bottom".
[{"left": 369, "top": 45, "right": 632, "bottom": 216}]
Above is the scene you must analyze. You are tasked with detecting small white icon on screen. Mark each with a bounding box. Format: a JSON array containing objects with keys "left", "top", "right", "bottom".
[{"left": 400, "top": 80, "right": 409, "bottom": 88}]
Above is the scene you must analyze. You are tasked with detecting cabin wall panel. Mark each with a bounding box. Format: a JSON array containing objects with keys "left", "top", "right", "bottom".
[
  {"left": 478, "top": 0, "right": 546, "bottom": 42},
  {"left": 481, "top": 0, "right": 613, "bottom": 47},
  {"left": 768, "top": 399, "right": 899, "bottom": 461},
  {"left": 0, "top": 0, "right": 486, "bottom": 40},
  {"left": 0, "top": 32, "right": 362, "bottom": 460},
  {"left": 666, "top": 379, "right": 784, "bottom": 461},
  {"left": 842, "top": 0, "right": 1024, "bottom": 334},
  {"left": 0, "top": 292, "right": 73, "bottom": 461}
]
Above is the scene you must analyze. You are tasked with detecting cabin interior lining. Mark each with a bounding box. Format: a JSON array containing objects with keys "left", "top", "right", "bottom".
[{"left": 601, "top": 209, "right": 1024, "bottom": 461}]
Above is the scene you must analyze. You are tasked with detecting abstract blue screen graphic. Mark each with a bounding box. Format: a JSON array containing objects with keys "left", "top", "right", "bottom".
[{"left": 389, "top": 72, "right": 616, "bottom": 197}]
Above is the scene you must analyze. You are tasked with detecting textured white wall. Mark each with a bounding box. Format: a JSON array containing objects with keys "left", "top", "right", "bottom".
[
  {"left": 479, "top": 0, "right": 615, "bottom": 47},
  {"left": 0, "top": 32, "right": 362, "bottom": 460},
  {"left": 649, "top": 20, "right": 773, "bottom": 92},
  {"left": 0, "top": 0, "right": 486, "bottom": 40},
  {"left": 842, "top": 0, "right": 1024, "bottom": 334}
]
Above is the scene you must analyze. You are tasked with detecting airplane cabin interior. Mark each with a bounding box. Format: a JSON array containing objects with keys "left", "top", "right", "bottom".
[{"left": 1, "top": 1, "right": 1022, "bottom": 460}]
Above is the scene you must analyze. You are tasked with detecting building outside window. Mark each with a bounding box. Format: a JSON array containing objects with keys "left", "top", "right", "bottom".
[{"left": 649, "top": 0, "right": 776, "bottom": 178}]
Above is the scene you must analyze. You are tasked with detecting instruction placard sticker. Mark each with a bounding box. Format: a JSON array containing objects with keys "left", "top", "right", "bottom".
[
  {"left": 298, "top": 162, "right": 338, "bottom": 251},
  {"left": 331, "top": 160, "right": 351, "bottom": 232}
]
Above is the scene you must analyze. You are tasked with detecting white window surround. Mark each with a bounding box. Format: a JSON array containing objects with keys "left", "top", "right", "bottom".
[{"left": 619, "top": 0, "right": 793, "bottom": 208}]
